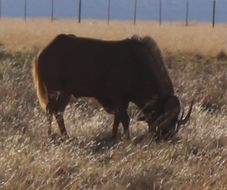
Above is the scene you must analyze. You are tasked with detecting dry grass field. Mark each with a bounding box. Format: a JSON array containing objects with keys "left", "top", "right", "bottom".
[
  {"left": 0, "top": 19, "right": 227, "bottom": 189},
  {"left": 1, "top": 19, "right": 227, "bottom": 55}
]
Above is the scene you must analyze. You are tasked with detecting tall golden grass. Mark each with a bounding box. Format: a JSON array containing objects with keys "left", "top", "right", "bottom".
[
  {"left": 0, "top": 18, "right": 227, "bottom": 55},
  {"left": 0, "top": 19, "right": 227, "bottom": 189},
  {"left": 0, "top": 51, "right": 227, "bottom": 189}
]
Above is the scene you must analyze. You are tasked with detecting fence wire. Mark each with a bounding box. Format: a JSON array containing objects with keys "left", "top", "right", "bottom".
[{"left": 0, "top": 0, "right": 226, "bottom": 27}]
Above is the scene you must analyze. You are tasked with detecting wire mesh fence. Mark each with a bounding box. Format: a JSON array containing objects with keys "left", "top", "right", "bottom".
[{"left": 0, "top": 0, "right": 226, "bottom": 27}]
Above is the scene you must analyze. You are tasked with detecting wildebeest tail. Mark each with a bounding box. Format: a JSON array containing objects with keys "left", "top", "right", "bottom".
[{"left": 32, "top": 55, "right": 48, "bottom": 111}]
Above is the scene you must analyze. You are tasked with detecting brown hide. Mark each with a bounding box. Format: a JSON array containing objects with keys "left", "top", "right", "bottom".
[{"left": 32, "top": 34, "right": 191, "bottom": 139}]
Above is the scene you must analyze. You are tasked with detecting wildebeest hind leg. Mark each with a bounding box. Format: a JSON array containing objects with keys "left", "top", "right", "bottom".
[
  {"left": 46, "top": 112, "right": 53, "bottom": 136},
  {"left": 48, "top": 92, "right": 71, "bottom": 137},
  {"left": 54, "top": 112, "right": 68, "bottom": 137}
]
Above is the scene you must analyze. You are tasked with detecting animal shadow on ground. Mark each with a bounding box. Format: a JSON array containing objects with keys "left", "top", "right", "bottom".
[
  {"left": 46, "top": 133, "right": 70, "bottom": 145},
  {"left": 131, "top": 128, "right": 182, "bottom": 146},
  {"left": 90, "top": 132, "right": 120, "bottom": 154},
  {"left": 45, "top": 131, "right": 118, "bottom": 153},
  {"left": 44, "top": 126, "right": 182, "bottom": 152}
]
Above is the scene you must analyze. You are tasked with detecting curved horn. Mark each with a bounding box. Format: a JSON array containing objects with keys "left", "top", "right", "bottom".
[
  {"left": 179, "top": 108, "right": 185, "bottom": 121},
  {"left": 178, "top": 100, "right": 194, "bottom": 125}
]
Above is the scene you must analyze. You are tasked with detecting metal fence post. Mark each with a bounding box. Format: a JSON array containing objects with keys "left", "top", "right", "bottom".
[
  {"left": 24, "top": 0, "right": 27, "bottom": 21},
  {"left": 0, "top": 0, "right": 2, "bottom": 20},
  {"left": 133, "top": 0, "right": 137, "bottom": 25},
  {"left": 212, "top": 0, "right": 216, "bottom": 28},
  {"left": 78, "top": 0, "right": 82, "bottom": 23},
  {"left": 159, "top": 0, "right": 162, "bottom": 25},
  {"left": 186, "top": 0, "right": 189, "bottom": 26},
  {"left": 107, "top": 0, "right": 110, "bottom": 24},
  {"left": 51, "top": 0, "right": 54, "bottom": 22}
]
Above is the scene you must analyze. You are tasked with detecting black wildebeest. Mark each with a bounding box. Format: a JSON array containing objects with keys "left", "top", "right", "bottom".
[{"left": 32, "top": 34, "right": 193, "bottom": 139}]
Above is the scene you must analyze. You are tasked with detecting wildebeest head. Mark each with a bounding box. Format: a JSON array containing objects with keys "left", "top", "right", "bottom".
[{"left": 140, "top": 96, "right": 194, "bottom": 140}]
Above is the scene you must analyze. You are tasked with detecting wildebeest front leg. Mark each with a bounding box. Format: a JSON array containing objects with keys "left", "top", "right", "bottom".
[
  {"left": 113, "top": 110, "right": 130, "bottom": 139},
  {"left": 112, "top": 114, "right": 120, "bottom": 139},
  {"left": 121, "top": 111, "right": 130, "bottom": 139},
  {"left": 54, "top": 112, "right": 68, "bottom": 137}
]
